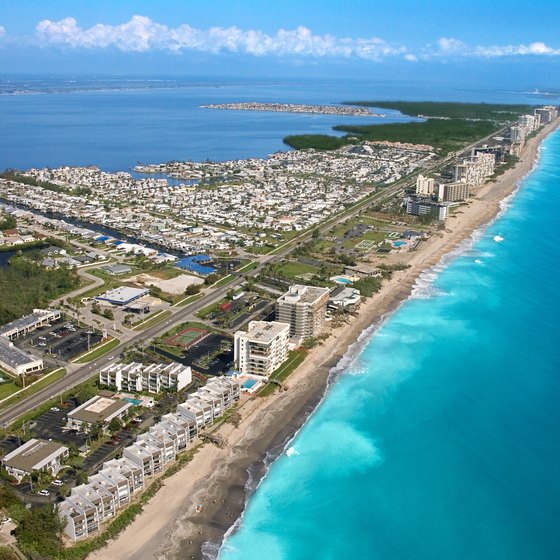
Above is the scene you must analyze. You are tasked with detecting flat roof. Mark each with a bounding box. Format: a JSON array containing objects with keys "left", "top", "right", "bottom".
[
  {"left": 0, "top": 309, "right": 61, "bottom": 337},
  {"left": 243, "top": 321, "right": 290, "bottom": 343},
  {"left": 95, "top": 286, "right": 149, "bottom": 305},
  {"left": 2, "top": 438, "right": 68, "bottom": 473},
  {"left": 68, "top": 395, "right": 132, "bottom": 424},
  {"left": 278, "top": 284, "right": 330, "bottom": 305},
  {"left": 101, "top": 264, "right": 132, "bottom": 274},
  {"left": 0, "top": 338, "right": 42, "bottom": 368}
]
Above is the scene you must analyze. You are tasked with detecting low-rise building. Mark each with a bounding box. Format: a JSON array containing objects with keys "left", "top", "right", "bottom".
[
  {"left": 0, "top": 338, "right": 44, "bottom": 376},
  {"left": 99, "top": 361, "right": 192, "bottom": 393},
  {"left": 66, "top": 395, "right": 132, "bottom": 433},
  {"left": 328, "top": 286, "right": 361, "bottom": 309},
  {"left": 1, "top": 438, "right": 68, "bottom": 482},
  {"left": 0, "top": 309, "right": 61, "bottom": 340},
  {"left": 234, "top": 321, "right": 290, "bottom": 377}
]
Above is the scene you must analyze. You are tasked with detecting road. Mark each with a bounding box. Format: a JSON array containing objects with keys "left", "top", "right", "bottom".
[{"left": 0, "top": 122, "right": 512, "bottom": 427}]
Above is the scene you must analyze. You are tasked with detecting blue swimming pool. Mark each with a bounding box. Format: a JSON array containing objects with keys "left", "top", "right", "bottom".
[
  {"left": 332, "top": 277, "right": 353, "bottom": 284},
  {"left": 125, "top": 397, "right": 142, "bottom": 406},
  {"left": 393, "top": 241, "right": 407, "bottom": 247},
  {"left": 242, "top": 379, "right": 257, "bottom": 389}
]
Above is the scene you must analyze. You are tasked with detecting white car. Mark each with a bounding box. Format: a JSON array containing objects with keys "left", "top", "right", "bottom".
[
  {"left": 52, "top": 479, "right": 63, "bottom": 487},
  {"left": 38, "top": 490, "right": 50, "bottom": 496}
]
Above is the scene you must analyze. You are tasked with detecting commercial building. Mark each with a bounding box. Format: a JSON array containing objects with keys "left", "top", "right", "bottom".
[
  {"left": 276, "top": 284, "right": 330, "bottom": 341},
  {"left": 0, "top": 308, "right": 61, "bottom": 340},
  {"left": 66, "top": 395, "right": 132, "bottom": 433},
  {"left": 95, "top": 286, "right": 149, "bottom": 306},
  {"left": 100, "top": 264, "right": 132, "bottom": 276},
  {"left": 437, "top": 181, "right": 471, "bottom": 202},
  {"left": 234, "top": 321, "right": 290, "bottom": 377},
  {"left": 99, "top": 361, "right": 192, "bottom": 393},
  {"left": 2, "top": 438, "right": 68, "bottom": 482},
  {"left": 0, "top": 339, "right": 44, "bottom": 376}
]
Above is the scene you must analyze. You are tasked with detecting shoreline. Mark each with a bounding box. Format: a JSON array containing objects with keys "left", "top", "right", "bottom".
[{"left": 87, "top": 119, "right": 559, "bottom": 560}]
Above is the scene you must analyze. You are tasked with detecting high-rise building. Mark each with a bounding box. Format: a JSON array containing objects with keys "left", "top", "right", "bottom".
[
  {"left": 276, "top": 284, "right": 330, "bottom": 341},
  {"left": 416, "top": 174, "right": 436, "bottom": 196},
  {"left": 437, "top": 182, "right": 471, "bottom": 202},
  {"left": 234, "top": 320, "right": 290, "bottom": 377}
]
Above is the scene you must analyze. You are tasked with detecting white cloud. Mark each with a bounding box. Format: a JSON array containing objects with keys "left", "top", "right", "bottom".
[
  {"left": 35, "top": 16, "right": 408, "bottom": 61},
  {"left": 30, "top": 18, "right": 560, "bottom": 62},
  {"left": 430, "top": 36, "right": 560, "bottom": 58}
]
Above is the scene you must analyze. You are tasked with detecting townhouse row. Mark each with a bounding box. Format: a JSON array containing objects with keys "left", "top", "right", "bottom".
[{"left": 59, "top": 376, "right": 240, "bottom": 541}]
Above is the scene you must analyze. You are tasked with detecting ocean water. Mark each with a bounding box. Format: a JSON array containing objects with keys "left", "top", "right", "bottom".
[
  {"left": 0, "top": 76, "right": 554, "bottom": 172},
  {"left": 218, "top": 130, "right": 560, "bottom": 559}
]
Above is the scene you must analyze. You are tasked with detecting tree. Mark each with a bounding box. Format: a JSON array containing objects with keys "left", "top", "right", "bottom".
[
  {"left": 184, "top": 284, "right": 201, "bottom": 296},
  {"left": 15, "top": 506, "right": 65, "bottom": 558},
  {"left": 109, "top": 417, "right": 122, "bottom": 433},
  {"left": 102, "top": 308, "right": 114, "bottom": 320},
  {"left": 204, "top": 273, "right": 221, "bottom": 285}
]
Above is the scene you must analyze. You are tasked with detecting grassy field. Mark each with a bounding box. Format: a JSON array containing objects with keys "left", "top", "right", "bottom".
[
  {"left": 0, "top": 368, "right": 67, "bottom": 410},
  {"left": 259, "top": 349, "right": 307, "bottom": 396},
  {"left": 0, "top": 381, "right": 19, "bottom": 400},
  {"left": 274, "top": 261, "right": 320, "bottom": 279},
  {"left": 73, "top": 338, "right": 120, "bottom": 363}
]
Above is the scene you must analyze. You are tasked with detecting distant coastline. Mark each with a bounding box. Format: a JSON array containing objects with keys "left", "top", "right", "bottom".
[{"left": 202, "top": 102, "right": 384, "bottom": 117}]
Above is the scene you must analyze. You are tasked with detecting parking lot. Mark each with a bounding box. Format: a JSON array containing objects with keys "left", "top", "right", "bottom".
[
  {"left": 153, "top": 333, "right": 234, "bottom": 376},
  {"left": 13, "top": 319, "right": 103, "bottom": 366},
  {"left": 29, "top": 398, "right": 88, "bottom": 449}
]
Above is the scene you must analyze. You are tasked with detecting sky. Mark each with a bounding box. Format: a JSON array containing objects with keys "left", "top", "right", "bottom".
[{"left": 1, "top": 0, "right": 560, "bottom": 87}]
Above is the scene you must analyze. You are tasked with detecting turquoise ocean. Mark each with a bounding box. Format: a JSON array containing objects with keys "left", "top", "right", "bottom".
[{"left": 218, "top": 130, "right": 560, "bottom": 559}]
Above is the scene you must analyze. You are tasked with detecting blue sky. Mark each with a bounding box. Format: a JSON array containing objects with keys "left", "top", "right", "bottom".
[{"left": 1, "top": 0, "right": 559, "bottom": 86}]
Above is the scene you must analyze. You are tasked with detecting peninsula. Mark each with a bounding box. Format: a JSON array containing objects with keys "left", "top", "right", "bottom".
[{"left": 202, "top": 102, "right": 383, "bottom": 117}]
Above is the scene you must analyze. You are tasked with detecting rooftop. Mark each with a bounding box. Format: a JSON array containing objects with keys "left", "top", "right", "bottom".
[
  {"left": 95, "top": 286, "right": 149, "bottom": 305},
  {"left": 278, "top": 284, "right": 330, "bottom": 305},
  {"left": 68, "top": 395, "right": 132, "bottom": 424},
  {"left": 0, "top": 338, "right": 41, "bottom": 368},
  {"left": 242, "top": 321, "right": 290, "bottom": 343},
  {"left": 0, "top": 308, "right": 61, "bottom": 337},
  {"left": 2, "top": 438, "right": 68, "bottom": 473}
]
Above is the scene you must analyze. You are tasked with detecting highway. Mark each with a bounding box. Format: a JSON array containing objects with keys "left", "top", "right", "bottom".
[{"left": 0, "top": 122, "right": 511, "bottom": 427}]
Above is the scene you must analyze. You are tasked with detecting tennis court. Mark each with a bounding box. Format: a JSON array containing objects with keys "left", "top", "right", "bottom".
[
  {"left": 165, "top": 326, "right": 209, "bottom": 349},
  {"left": 355, "top": 239, "right": 376, "bottom": 251}
]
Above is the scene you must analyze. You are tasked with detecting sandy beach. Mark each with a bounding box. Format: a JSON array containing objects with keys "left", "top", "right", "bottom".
[{"left": 88, "top": 119, "right": 559, "bottom": 560}]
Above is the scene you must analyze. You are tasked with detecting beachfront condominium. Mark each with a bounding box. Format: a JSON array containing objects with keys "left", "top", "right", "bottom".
[
  {"left": 416, "top": 174, "right": 436, "bottom": 196},
  {"left": 99, "top": 361, "right": 192, "bottom": 394},
  {"left": 234, "top": 320, "right": 290, "bottom": 377},
  {"left": 276, "top": 284, "right": 330, "bottom": 341},
  {"left": 437, "top": 181, "right": 471, "bottom": 203}
]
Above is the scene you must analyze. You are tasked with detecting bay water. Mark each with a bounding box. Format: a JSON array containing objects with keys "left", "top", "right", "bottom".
[{"left": 218, "top": 129, "right": 560, "bottom": 559}]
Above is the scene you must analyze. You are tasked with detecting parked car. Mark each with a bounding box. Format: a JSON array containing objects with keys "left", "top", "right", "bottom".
[
  {"left": 52, "top": 480, "right": 63, "bottom": 487},
  {"left": 38, "top": 490, "right": 50, "bottom": 496}
]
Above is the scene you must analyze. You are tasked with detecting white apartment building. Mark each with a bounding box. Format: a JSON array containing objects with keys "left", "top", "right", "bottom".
[
  {"left": 415, "top": 174, "right": 436, "bottom": 196},
  {"left": 276, "top": 285, "right": 330, "bottom": 341},
  {"left": 510, "top": 125, "right": 525, "bottom": 144},
  {"left": 454, "top": 153, "right": 494, "bottom": 187},
  {"left": 234, "top": 321, "right": 290, "bottom": 377},
  {"left": 2, "top": 439, "right": 68, "bottom": 482},
  {"left": 59, "top": 375, "right": 240, "bottom": 541},
  {"left": 99, "top": 361, "right": 192, "bottom": 393}
]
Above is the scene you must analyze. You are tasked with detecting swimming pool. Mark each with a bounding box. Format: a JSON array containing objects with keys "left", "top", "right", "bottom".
[
  {"left": 125, "top": 397, "right": 142, "bottom": 406},
  {"left": 242, "top": 379, "right": 257, "bottom": 389},
  {"left": 332, "top": 276, "right": 353, "bottom": 284},
  {"left": 393, "top": 241, "right": 407, "bottom": 247}
]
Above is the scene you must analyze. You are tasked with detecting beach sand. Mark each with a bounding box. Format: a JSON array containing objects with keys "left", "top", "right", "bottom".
[{"left": 88, "top": 119, "right": 559, "bottom": 560}]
